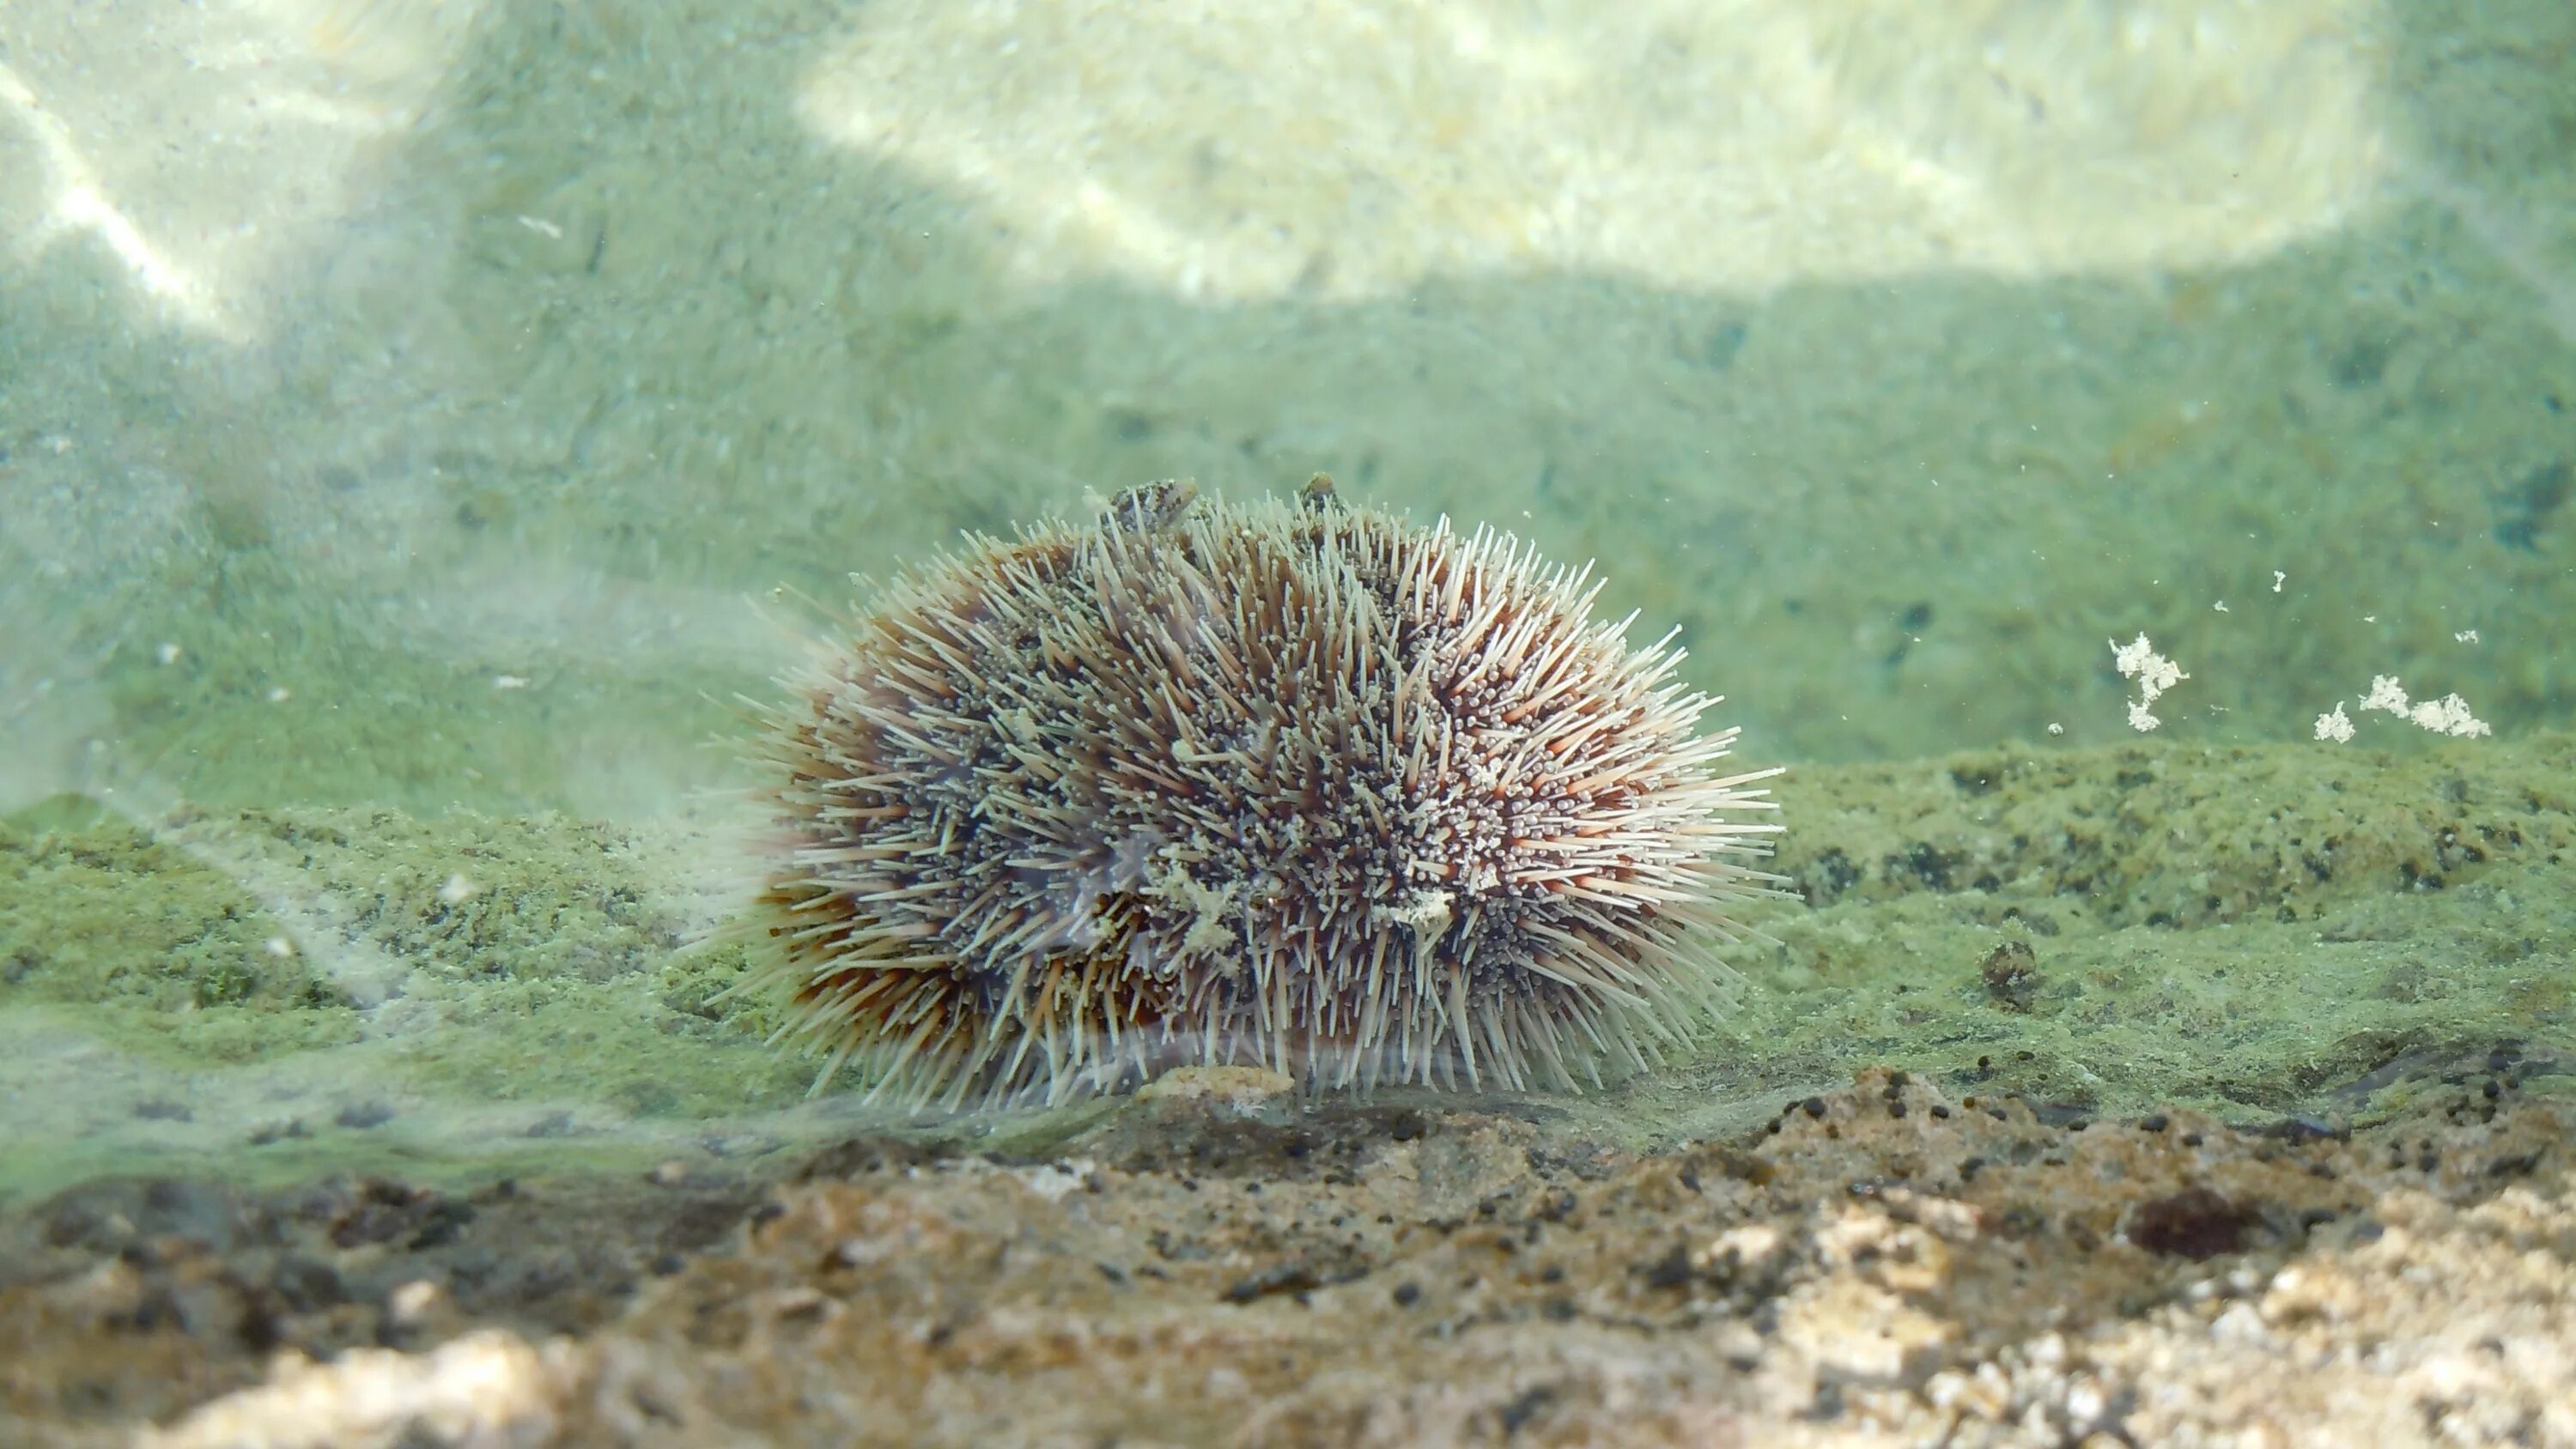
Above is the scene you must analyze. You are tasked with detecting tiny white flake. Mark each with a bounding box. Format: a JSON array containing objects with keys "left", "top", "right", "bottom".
[
  {"left": 266, "top": 687, "right": 291, "bottom": 703},
  {"left": 2455, "top": 629, "right": 2479, "bottom": 644},
  {"left": 155, "top": 642, "right": 182, "bottom": 665},
  {"left": 264, "top": 937, "right": 295, "bottom": 958},
  {"left": 439, "top": 873, "right": 480, "bottom": 905},
  {"left": 2272, "top": 571, "right": 2286, "bottom": 593},
  {"left": 2313, "top": 703, "right": 2354, "bottom": 743},
  {"left": 2212, "top": 600, "right": 2228, "bottom": 613},
  {"left": 2111, "top": 634, "right": 2187, "bottom": 731},
  {"left": 2046, "top": 722, "right": 2063, "bottom": 737},
  {"left": 493, "top": 675, "right": 531, "bottom": 689}
]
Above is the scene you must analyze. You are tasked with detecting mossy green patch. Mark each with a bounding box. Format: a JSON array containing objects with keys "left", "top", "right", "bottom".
[
  {"left": 1626, "top": 731, "right": 2576, "bottom": 1146},
  {"left": 0, "top": 803, "right": 814, "bottom": 1195},
  {"left": 5, "top": 733, "right": 2571, "bottom": 1186},
  {"left": 0, "top": 814, "right": 352, "bottom": 1047}
]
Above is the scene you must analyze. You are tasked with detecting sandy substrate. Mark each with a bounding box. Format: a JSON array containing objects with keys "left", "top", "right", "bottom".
[{"left": 4, "top": 1062, "right": 2571, "bottom": 1446}]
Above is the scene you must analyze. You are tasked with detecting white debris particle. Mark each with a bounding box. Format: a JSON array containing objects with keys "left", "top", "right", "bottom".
[
  {"left": 2046, "top": 722, "right": 2064, "bottom": 737},
  {"left": 2271, "top": 570, "right": 2286, "bottom": 593},
  {"left": 2111, "top": 634, "right": 2187, "bottom": 732},
  {"left": 2455, "top": 629, "right": 2479, "bottom": 644},
  {"left": 156, "top": 642, "right": 182, "bottom": 665},
  {"left": 439, "top": 873, "right": 480, "bottom": 905},
  {"left": 266, "top": 687, "right": 292, "bottom": 703},
  {"left": 388, "top": 1279, "right": 447, "bottom": 1324},
  {"left": 2409, "top": 693, "right": 2492, "bottom": 737},
  {"left": 2213, "top": 600, "right": 2228, "bottom": 612},
  {"left": 493, "top": 675, "right": 531, "bottom": 690},
  {"left": 264, "top": 937, "right": 295, "bottom": 959},
  {"left": 2112, "top": 634, "right": 2186, "bottom": 695},
  {"left": 2313, "top": 703, "right": 2354, "bottom": 743},
  {"left": 2357, "top": 676, "right": 2491, "bottom": 739}
]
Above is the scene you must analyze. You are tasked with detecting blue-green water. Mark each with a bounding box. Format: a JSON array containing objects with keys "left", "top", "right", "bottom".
[{"left": 3, "top": 0, "right": 2570, "bottom": 1288}]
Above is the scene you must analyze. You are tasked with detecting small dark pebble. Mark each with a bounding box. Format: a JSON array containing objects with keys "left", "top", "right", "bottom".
[
  {"left": 1887, "top": 1100, "right": 1908, "bottom": 1119},
  {"left": 335, "top": 1101, "right": 395, "bottom": 1131},
  {"left": 2140, "top": 1113, "right": 2169, "bottom": 1133},
  {"left": 2129, "top": 1185, "right": 2258, "bottom": 1261},
  {"left": 1224, "top": 1262, "right": 1321, "bottom": 1303},
  {"left": 1639, "top": 1241, "right": 1694, "bottom": 1291},
  {"left": 1929, "top": 1105, "right": 1950, "bottom": 1119},
  {"left": 1980, "top": 941, "right": 2039, "bottom": 1011},
  {"left": 1500, "top": 1385, "right": 1558, "bottom": 1435},
  {"left": 1393, "top": 1282, "right": 1422, "bottom": 1307},
  {"left": 1801, "top": 1097, "right": 1827, "bottom": 1119}
]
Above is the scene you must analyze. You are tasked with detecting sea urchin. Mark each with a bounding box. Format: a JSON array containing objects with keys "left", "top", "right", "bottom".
[{"left": 743, "top": 477, "right": 1782, "bottom": 1108}]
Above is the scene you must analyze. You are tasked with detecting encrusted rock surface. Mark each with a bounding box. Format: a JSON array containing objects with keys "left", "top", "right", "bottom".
[{"left": 6, "top": 1062, "right": 2569, "bottom": 1447}]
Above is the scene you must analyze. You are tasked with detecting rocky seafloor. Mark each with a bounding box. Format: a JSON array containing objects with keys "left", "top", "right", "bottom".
[
  {"left": 3, "top": 731, "right": 2573, "bottom": 1446},
  {"left": 4, "top": 1064, "right": 2572, "bottom": 1447}
]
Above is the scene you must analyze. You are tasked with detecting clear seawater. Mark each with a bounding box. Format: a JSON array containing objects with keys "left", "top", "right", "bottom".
[{"left": 3, "top": 1, "right": 2570, "bottom": 1194}]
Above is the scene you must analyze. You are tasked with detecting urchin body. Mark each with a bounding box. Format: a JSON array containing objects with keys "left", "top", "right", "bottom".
[{"left": 745, "top": 479, "right": 1780, "bottom": 1108}]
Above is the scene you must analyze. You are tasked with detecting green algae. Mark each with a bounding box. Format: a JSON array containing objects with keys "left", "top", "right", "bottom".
[
  {"left": 1634, "top": 731, "right": 2576, "bottom": 1144},
  {"left": 6, "top": 732, "right": 2568, "bottom": 1192},
  {"left": 0, "top": 801, "right": 820, "bottom": 1198}
]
